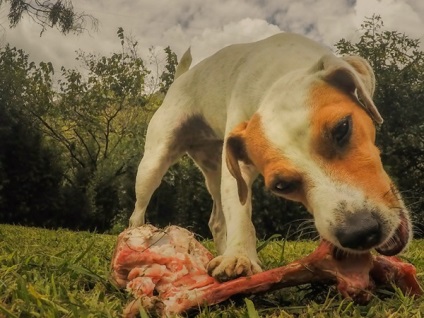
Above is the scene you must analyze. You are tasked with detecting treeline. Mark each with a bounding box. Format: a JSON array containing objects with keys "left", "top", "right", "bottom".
[{"left": 0, "top": 17, "right": 423, "bottom": 238}]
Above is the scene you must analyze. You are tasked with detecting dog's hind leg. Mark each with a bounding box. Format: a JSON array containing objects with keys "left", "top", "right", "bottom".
[
  {"left": 205, "top": 171, "right": 226, "bottom": 254},
  {"left": 188, "top": 144, "right": 226, "bottom": 254},
  {"left": 129, "top": 109, "right": 185, "bottom": 227},
  {"left": 129, "top": 147, "right": 183, "bottom": 227}
]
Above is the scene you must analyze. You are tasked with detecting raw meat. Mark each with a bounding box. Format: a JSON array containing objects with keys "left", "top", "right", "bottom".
[{"left": 110, "top": 225, "right": 422, "bottom": 317}]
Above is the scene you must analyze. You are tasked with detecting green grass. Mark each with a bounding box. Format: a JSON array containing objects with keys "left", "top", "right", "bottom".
[{"left": 0, "top": 224, "right": 423, "bottom": 317}]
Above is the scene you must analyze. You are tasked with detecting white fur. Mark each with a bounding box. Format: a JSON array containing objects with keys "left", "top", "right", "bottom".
[{"left": 129, "top": 32, "right": 409, "bottom": 281}]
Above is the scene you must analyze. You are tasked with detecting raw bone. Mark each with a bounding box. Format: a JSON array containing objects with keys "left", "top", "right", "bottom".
[{"left": 110, "top": 225, "right": 422, "bottom": 317}]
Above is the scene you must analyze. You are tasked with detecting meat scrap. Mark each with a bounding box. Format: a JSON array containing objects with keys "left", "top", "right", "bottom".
[{"left": 110, "top": 225, "right": 423, "bottom": 317}]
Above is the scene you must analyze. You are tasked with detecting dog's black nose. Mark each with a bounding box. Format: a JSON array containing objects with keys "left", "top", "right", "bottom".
[{"left": 335, "top": 212, "right": 381, "bottom": 250}]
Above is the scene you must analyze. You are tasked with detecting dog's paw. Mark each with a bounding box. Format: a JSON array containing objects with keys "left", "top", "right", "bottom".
[
  {"left": 128, "top": 214, "right": 144, "bottom": 228},
  {"left": 207, "top": 254, "right": 262, "bottom": 282}
]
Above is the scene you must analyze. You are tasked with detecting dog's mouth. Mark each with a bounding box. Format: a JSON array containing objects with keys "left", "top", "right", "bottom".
[
  {"left": 330, "top": 210, "right": 411, "bottom": 260},
  {"left": 375, "top": 211, "right": 410, "bottom": 256}
]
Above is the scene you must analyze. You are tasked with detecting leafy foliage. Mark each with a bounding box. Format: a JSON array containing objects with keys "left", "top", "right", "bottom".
[
  {"left": 0, "top": 46, "right": 64, "bottom": 227},
  {"left": 34, "top": 31, "right": 155, "bottom": 231},
  {"left": 0, "top": 30, "right": 158, "bottom": 231},
  {"left": 160, "top": 46, "right": 178, "bottom": 94},
  {"left": 3, "top": 0, "right": 97, "bottom": 34}
]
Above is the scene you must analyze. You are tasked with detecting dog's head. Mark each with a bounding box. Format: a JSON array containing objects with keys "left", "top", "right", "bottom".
[{"left": 226, "top": 54, "right": 411, "bottom": 256}]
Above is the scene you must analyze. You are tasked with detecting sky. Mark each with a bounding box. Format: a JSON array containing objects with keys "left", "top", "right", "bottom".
[{"left": 1, "top": 0, "right": 424, "bottom": 74}]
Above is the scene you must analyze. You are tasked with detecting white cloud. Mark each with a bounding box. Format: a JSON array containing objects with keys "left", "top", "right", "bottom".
[
  {"left": 1, "top": 0, "right": 423, "bottom": 74},
  {"left": 267, "top": 0, "right": 356, "bottom": 47},
  {"left": 353, "top": 0, "right": 424, "bottom": 40},
  {"left": 189, "top": 18, "right": 281, "bottom": 65}
]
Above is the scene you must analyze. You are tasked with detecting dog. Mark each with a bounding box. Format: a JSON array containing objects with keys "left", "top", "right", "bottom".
[{"left": 129, "top": 33, "right": 412, "bottom": 282}]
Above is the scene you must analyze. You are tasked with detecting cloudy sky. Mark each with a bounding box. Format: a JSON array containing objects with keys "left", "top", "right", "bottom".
[{"left": 1, "top": 0, "right": 424, "bottom": 73}]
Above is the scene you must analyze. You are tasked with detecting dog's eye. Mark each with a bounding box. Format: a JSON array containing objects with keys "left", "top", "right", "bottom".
[
  {"left": 272, "top": 179, "right": 299, "bottom": 195},
  {"left": 332, "top": 116, "right": 352, "bottom": 147}
]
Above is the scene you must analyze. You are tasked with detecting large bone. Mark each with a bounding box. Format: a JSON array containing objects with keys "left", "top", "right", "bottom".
[{"left": 111, "top": 225, "right": 422, "bottom": 317}]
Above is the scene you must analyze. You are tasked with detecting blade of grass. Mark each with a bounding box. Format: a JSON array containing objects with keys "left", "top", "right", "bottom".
[
  {"left": 72, "top": 241, "right": 95, "bottom": 264},
  {"left": 244, "top": 298, "right": 260, "bottom": 318},
  {"left": 139, "top": 305, "right": 149, "bottom": 318},
  {"left": 256, "top": 234, "right": 282, "bottom": 253},
  {"left": 0, "top": 304, "right": 19, "bottom": 318}
]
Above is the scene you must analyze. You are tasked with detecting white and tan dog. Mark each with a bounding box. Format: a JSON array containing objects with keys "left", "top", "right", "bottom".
[{"left": 129, "top": 33, "right": 412, "bottom": 282}]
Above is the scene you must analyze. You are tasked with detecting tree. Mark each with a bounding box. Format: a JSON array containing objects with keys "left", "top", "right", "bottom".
[
  {"left": 0, "top": 45, "right": 64, "bottom": 227},
  {"left": 2, "top": 0, "right": 97, "bottom": 34},
  {"left": 0, "top": 27, "right": 186, "bottom": 232},
  {"left": 30, "top": 31, "right": 154, "bottom": 230},
  {"left": 335, "top": 15, "right": 424, "bottom": 232}
]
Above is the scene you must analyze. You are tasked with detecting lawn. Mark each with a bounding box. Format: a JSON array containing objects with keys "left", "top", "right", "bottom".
[{"left": 0, "top": 224, "right": 423, "bottom": 317}]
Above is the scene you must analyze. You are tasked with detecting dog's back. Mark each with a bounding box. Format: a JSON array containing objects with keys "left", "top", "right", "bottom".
[{"left": 167, "top": 33, "right": 332, "bottom": 135}]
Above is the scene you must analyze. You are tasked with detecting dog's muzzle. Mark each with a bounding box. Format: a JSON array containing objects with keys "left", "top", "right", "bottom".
[{"left": 334, "top": 210, "right": 410, "bottom": 256}]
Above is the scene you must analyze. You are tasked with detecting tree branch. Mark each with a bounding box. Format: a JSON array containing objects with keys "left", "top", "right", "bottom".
[
  {"left": 5, "top": 0, "right": 98, "bottom": 35},
  {"left": 73, "top": 128, "right": 97, "bottom": 168}
]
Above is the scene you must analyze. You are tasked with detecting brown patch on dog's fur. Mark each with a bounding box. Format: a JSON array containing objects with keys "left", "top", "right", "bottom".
[
  {"left": 175, "top": 115, "right": 223, "bottom": 172},
  {"left": 226, "top": 115, "right": 308, "bottom": 205},
  {"left": 308, "top": 82, "right": 396, "bottom": 206}
]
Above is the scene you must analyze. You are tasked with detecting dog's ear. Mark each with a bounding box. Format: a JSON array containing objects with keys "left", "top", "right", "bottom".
[
  {"left": 341, "top": 56, "right": 375, "bottom": 97},
  {"left": 225, "top": 122, "right": 251, "bottom": 205},
  {"left": 312, "top": 54, "right": 383, "bottom": 125}
]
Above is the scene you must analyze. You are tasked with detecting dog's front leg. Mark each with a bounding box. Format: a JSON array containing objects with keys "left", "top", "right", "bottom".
[{"left": 207, "top": 156, "right": 261, "bottom": 282}]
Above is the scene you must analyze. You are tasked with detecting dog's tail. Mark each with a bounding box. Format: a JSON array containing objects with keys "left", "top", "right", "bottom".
[{"left": 174, "top": 47, "right": 192, "bottom": 79}]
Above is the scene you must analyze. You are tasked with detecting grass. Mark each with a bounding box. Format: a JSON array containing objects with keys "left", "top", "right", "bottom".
[{"left": 0, "top": 224, "right": 423, "bottom": 317}]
